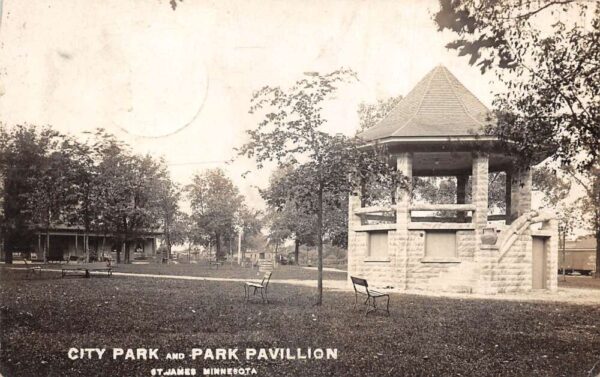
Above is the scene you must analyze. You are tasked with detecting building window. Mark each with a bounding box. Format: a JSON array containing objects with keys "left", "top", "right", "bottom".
[
  {"left": 425, "top": 231, "right": 457, "bottom": 260},
  {"left": 368, "top": 231, "right": 389, "bottom": 259}
]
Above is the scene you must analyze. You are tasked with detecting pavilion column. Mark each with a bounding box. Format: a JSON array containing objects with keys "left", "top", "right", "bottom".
[
  {"left": 472, "top": 153, "right": 492, "bottom": 294},
  {"left": 456, "top": 175, "right": 468, "bottom": 222},
  {"left": 395, "top": 153, "right": 413, "bottom": 290},
  {"left": 471, "top": 153, "right": 489, "bottom": 232},
  {"left": 510, "top": 168, "right": 532, "bottom": 220},
  {"left": 509, "top": 167, "right": 533, "bottom": 290}
]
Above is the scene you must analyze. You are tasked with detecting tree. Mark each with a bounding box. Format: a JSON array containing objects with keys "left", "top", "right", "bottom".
[
  {"left": 237, "top": 205, "right": 263, "bottom": 260},
  {"left": 435, "top": 0, "right": 600, "bottom": 277},
  {"left": 356, "top": 95, "right": 403, "bottom": 132},
  {"left": 0, "top": 125, "right": 78, "bottom": 263},
  {"left": 63, "top": 137, "right": 101, "bottom": 262},
  {"left": 533, "top": 164, "right": 584, "bottom": 278},
  {"left": 25, "top": 136, "right": 82, "bottom": 262},
  {"left": 91, "top": 131, "right": 133, "bottom": 263},
  {"left": 187, "top": 168, "right": 243, "bottom": 260},
  {"left": 238, "top": 69, "right": 404, "bottom": 305},
  {"left": 559, "top": 166, "right": 600, "bottom": 276},
  {"left": 90, "top": 130, "right": 164, "bottom": 264},
  {"left": 157, "top": 173, "right": 182, "bottom": 261},
  {"left": 263, "top": 168, "right": 319, "bottom": 265}
]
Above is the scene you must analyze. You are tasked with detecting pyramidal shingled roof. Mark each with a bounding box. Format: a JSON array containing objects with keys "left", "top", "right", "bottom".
[{"left": 358, "top": 65, "right": 492, "bottom": 141}]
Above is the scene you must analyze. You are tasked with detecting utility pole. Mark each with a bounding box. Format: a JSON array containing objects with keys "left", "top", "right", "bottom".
[{"left": 237, "top": 229, "right": 242, "bottom": 265}]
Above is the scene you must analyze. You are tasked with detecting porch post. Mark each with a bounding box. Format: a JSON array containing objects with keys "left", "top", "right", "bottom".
[
  {"left": 395, "top": 152, "right": 413, "bottom": 290},
  {"left": 456, "top": 175, "right": 468, "bottom": 222},
  {"left": 471, "top": 153, "right": 489, "bottom": 232},
  {"left": 511, "top": 168, "right": 532, "bottom": 220},
  {"left": 472, "top": 153, "right": 494, "bottom": 294}
]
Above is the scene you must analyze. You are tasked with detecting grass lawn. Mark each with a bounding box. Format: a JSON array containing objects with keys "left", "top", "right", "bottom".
[
  {"left": 1, "top": 268, "right": 599, "bottom": 377},
  {"left": 558, "top": 275, "right": 600, "bottom": 290}
]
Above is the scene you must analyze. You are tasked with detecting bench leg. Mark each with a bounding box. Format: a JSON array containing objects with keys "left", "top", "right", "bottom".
[
  {"left": 85, "top": 270, "right": 90, "bottom": 278},
  {"left": 385, "top": 296, "right": 390, "bottom": 316}
]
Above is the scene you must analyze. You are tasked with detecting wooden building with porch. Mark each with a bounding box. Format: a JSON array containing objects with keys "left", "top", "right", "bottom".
[
  {"left": 33, "top": 225, "right": 162, "bottom": 262},
  {"left": 348, "top": 65, "right": 558, "bottom": 294}
]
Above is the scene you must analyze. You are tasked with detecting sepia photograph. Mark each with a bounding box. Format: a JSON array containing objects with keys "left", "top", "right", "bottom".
[{"left": 0, "top": 0, "right": 599, "bottom": 376}]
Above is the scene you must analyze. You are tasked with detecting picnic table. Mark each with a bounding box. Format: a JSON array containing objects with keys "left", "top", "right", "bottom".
[
  {"left": 62, "top": 262, "right": 112, "bottom": 278},
  {"left": 208, "top": 260, "right": 222, "bottom": 269}
]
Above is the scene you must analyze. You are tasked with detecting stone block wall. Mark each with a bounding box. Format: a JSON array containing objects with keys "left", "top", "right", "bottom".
[
  {"left": 347, "top": 222, "right": 559, "bottom": 294},
  {"left": 347, "top": 229, "right": 400, "bottom": 289},
  {"left": 406, "top": 230, "right": 478, "bottom": 292},
  {"left": 490, "top": 234, "right": 532, "bottom": 293}
]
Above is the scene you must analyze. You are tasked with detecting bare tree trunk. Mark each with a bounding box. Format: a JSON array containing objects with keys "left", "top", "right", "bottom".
[
  {"left": 166, "top": 233, "right": 172, "bottom": 261},
  {"left": 116, "top": 241, "right": 123, "bottom": 264},
  {"left": 316, "top": 186, "right": 324, "bottom": 305},
  {"left": 215, "top": 233, "right": 222, "bottom": 260},
  {"left": 84, "top": 233, "right": 89, "bottom": 263},
  {"left": 125, "top": 241, "right": 131, "bottom": 264},
  {"left": 561, "top": 230, "right": 567, "bottom": 282},
  {"left": 45, "top": 228, "right": 50, "bottom": 263},
  {"left": 595, "top": 228, "right": 600, "bottom": 279},
  {"left": 4, "top": 246, "right": 13, "bottom": 264},
  {"left": 594, "top": 176, "right": 600, "bottom": 279},
  {"left": 294, "top": 239, "right": 300, "bottom": 265}
]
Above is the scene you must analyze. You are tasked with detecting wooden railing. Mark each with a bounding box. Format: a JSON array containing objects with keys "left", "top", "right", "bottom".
[
  {"left": 409, "top": 204, "right": 476, "bottom": 211},
  {"left": 353, "top": 206, "right": 395, "bottom": 214}
]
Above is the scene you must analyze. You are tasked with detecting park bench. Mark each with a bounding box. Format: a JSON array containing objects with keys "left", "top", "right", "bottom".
[
  {"left": 244, "top": 271, "right": 272, "bottom": 303},
  {"left": 351, "top": 276, "right": 390, "bottom": 316},
  {"left": 23, "top": 259, "right": 42, "bottom": 277},
  {"left": 62, "top": 262, "right": 112, "bottom": 278},
  {"left": 68, "top": 255, "right": 82, "bottom": 263},
  {"left": 208, "top": 260, "right": 222, "bottom": 269}
]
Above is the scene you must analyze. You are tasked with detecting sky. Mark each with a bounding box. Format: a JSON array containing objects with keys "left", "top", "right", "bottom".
[{"left": 0, "top": 0, "right": 527, "bottom": 210}]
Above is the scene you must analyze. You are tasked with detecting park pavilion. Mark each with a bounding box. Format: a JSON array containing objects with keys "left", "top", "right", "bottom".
[{"left": 348, "top": 65, "right": 559, "bottom": 294}]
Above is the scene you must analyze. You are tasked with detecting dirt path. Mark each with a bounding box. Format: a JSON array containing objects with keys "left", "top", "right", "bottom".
[{"left": 6, "top": 266, "right": 600, "bottom": 305}]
